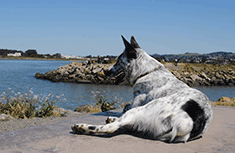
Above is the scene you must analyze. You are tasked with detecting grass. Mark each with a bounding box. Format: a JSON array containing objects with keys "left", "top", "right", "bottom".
[
  {"left": 184, "top": 63, "right": 235, "bottom": 72},
  {"left": 74, "top": 104, "right": 101, "bottom": 113},
  {"left": 0, "top": 88, "right": 66, "bottom": 119},
  {"left": 211, "top": 101, "right": 235, "bottom": 107},
  {"left": 211, "top": 97, "right": 235, "bottom": 107},
  {"left": 74, "top": 90, "right": 130, "bottom": 113}
]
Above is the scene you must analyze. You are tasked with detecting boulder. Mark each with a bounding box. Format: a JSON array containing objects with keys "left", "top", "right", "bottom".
[
  {"left": 190, "top": 74, "right": 202, "bottom": 81},
  {"left": 217, "top": 97, "right": 232, "bottom": 103},
  {"left": 92, "top": 67, "right": 103, "bottom": 74},
  {"left": 0, "top": 114, "right": 13, "bottom": 121}
]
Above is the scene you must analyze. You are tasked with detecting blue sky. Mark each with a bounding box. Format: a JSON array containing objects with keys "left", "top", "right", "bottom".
[{"left": 0, "top": 0, "right": 234, "bottom": 56}]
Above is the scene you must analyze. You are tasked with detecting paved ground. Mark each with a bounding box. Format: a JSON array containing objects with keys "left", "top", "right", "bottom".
[{"left": 0, "top": 106, "right": 234, "bottom": 153}]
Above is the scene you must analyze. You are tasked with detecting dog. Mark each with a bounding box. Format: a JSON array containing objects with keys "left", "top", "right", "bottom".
[{"left": 71, "top": 36, "right": 213, "bottom": 143}]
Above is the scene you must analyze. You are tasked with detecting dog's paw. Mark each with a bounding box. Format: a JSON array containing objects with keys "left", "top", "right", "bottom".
[
  {"left": 106, "top": 117, "right": 117, "bottom": 124},
  {"left": 71, "top": 124, "right": 87, "bottom": 134}
]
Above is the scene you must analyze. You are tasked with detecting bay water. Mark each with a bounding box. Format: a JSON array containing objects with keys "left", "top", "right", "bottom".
[{"left": 0, "top": 59, "right": 234, "bottom": 110}]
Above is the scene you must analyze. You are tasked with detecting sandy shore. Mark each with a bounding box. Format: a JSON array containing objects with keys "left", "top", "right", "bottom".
[{"left": 0, "top": 106, "right": 234, "bottom": 153}]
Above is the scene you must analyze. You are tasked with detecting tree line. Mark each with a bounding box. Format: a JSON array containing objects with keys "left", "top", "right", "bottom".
[{"left": 0, "top": 49, "right": 61, "bottom": 58}]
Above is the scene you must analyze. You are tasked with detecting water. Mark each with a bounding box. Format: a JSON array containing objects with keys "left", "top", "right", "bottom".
[
  {"left": 0, "top": 59, "right": 133, "bottom": 110},
  {"left": 0, "top": 59, "right": 234, "bottom": 110}
]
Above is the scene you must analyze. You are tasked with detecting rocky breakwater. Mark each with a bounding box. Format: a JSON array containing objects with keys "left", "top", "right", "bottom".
[
  {"left": 35, "top": 62, "right": 117, "bottom": 84},
  {"left": 35, "top": 62, "right": 235, "bottom": 86},
  {"left": 170, "top": 64, "right": 235, "bottom": 86}
]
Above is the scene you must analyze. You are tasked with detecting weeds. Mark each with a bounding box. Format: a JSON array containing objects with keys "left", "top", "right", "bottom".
[
  {"left": 75, "top": 90, "right": 129, "bottom": 113},
  {"left": 183, "top": 64, "right": 195, "bottom": 73},
  {"left": 211, "top": 97, "right": 235, "bottom": 107},
  {"left": 0, "top": 87, "right": 66, "bottom": 119},
  {"left": 74, "top": 104, "right": 101, "bottom": 113},
  {"left": 92, "top": 91, "right": 117, "bottom": 112}
]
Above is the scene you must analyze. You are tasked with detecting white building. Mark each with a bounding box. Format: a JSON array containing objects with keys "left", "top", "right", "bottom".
[
  {"left": 61, "top": 54, "right": 84, "bottom": 59},
  {"left": 7, "top": 52, "right": 22, "bottom": 57}
]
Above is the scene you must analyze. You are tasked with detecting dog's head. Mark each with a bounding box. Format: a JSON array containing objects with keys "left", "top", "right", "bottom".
[{"left": 104, "top": 35, "right": 163, "bottom": 85}]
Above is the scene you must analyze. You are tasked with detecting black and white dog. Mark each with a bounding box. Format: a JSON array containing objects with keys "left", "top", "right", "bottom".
[{"left": 71, "top": 36, "right": 213, "bottom": 143}]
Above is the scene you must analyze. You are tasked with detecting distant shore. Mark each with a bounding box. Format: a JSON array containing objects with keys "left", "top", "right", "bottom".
[{"left": 0, "top": 56, "right": 84, "bottom": 61}]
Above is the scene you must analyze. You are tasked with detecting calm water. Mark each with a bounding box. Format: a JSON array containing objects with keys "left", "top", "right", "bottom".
[{"left": 0, "top": 59, "right": 234, "bottom": 110}]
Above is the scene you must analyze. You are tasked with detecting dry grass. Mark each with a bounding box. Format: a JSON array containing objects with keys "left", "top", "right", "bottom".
[
  {"left": 211, "top": 101, "right": 235, "bottom": 107},
  {"left": 166, "top": 62, "right": 235, "bottom": 72},
  {"left": 74, "top": 104, "right": 101, "bottom": 113},
  {"left": 211, "top": 97, "right": 235, "bottom": 107},
  {"left": 0, "top": 88, "right": 66, "bottom": 119}
]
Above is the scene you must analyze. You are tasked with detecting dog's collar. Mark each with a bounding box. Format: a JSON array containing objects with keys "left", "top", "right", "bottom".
[{"left": 132, "top": 66, "right": 161, "bottom": 85}]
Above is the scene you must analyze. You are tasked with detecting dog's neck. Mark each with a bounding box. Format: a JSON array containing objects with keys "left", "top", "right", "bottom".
[{"left": 132, "top": 66, "right": 161, "bottom": 86}]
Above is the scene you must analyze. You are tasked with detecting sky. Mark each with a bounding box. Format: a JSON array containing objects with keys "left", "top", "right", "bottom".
[{"left": 0, "top": 0, "right": 234, "bottom": 56}]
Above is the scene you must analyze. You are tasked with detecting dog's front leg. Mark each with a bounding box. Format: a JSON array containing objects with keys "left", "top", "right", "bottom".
[
  {"left": 132, "top": 94, "right": 147, "bottom": 108},
  {"left": 71, "top": 122, "right": 121, "bottom": 135}
]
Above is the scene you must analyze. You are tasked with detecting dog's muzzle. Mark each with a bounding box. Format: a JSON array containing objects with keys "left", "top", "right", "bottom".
[{"left": 104, "top": 67, "right": 126, "bottom": 85}]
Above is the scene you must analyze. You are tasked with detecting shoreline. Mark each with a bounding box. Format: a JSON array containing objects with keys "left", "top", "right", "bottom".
[{"left": 0, "top": 57, "right": 83, "bottom": 61}]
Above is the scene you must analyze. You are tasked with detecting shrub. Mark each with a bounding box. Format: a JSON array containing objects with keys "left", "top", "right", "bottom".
[
  {"left": 75, "top": 91, "right": 129, "bottom": 113},
  {"left": 211, "top": 97, "right": 235, "bottom": 107},
  {"left": 92, "top": 91, "right": 117, "bottom": 112},
  {"left": 74, "top": 104, "right": 101, "bottom": 113},
  {"left": 0, "top": 87, "right": 66, "bottom": 119}
]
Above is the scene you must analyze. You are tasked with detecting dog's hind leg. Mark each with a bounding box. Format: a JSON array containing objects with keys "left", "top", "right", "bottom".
[{"left": 106, "top": 116, "right": 118, "bottom": 124}]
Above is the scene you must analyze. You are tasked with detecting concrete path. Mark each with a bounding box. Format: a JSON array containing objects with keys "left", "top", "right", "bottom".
[{"left": 0, "top": 107, "right": 234, "bottom": 153}]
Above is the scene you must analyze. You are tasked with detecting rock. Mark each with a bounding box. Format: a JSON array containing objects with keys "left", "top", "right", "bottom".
[
  {"left": 190, "top": 74, "right": 202, "bottom": 81},
  {"left": 0, "top": 114, "right": 13, "bottom": 121},
  {"left": 171, "top": 71, "right": 180, "bottom": 78},
  {"left": 74, "top": 105, "right": 90, "bottom": 112},
  {"left": 96, "top": 71, "right": 106, "bottom": 78},
  {"left": 215, "top": 72, "right": 222, "bottom": 79},
  {"left": 217, "top": 97, "right": 232, "bottom": 103},
  {"left": 92, "top": 67, "right": 103, "bottom": 74},
  {"left": 35, "top": 72, "right": 42, "bottom": 79},
  {"left": 68, "top": 74, "right": 77, "bottom": 79}
]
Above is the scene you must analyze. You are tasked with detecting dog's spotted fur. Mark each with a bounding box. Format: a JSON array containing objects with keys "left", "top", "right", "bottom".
[{"left": 72, "top": 36, "right": 213, "bottom": 143}]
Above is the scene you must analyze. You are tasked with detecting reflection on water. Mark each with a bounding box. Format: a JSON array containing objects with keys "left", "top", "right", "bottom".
[{"left": 0, "top": 60, "right": 234, "bottom": 110}]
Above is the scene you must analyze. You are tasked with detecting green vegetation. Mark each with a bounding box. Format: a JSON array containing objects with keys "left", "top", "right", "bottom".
[
  {"left": 75, "top": 91, "right": 128, "bottom": 113},
  {"left": 0, "top": 88, "right": 66, "bottom": 119},
  {"left": 92, "top": 91, "right": 117, "bottom": 112},
  {"left": 183, "top": 64, "right": 195, "bottom": 73}
]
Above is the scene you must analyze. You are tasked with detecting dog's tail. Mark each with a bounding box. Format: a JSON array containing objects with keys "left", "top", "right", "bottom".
[{"left": 181, "top": 99, "right": 208, "bottom": 139}]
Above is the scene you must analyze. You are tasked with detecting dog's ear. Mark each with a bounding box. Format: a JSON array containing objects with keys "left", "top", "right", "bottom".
[
  {"left": 121, "top": 35, "right": 137, "bottom": 59},
  {"left": 130, "top": 36, "right": 141, "bottom": 48}
]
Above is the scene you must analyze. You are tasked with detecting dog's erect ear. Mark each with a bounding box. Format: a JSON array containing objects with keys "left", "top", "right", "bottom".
[
  {"left": 121, "top": 35, "right": 133, "bottom": 49},
  {"left": 130, "top": 36, "right": 140, "bottom": 48},
  {"left": 121, "top": 35, "right": 137, "bottom": 59}
]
